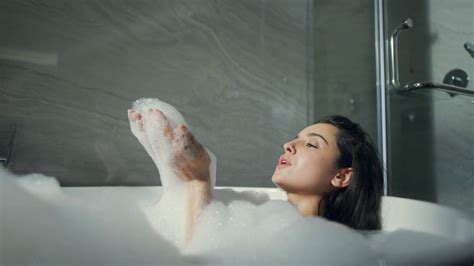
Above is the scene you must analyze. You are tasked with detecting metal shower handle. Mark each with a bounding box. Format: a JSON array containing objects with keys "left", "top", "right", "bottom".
[
  {"left": 390, "top": 18, "right": 413, "bottom": 88},
  {"left": 389, "top": 18, "right": 473, "bottom": 97}
]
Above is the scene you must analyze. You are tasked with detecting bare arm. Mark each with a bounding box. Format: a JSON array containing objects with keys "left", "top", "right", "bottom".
[
  {"left": 128, "top": 107, "right": 213, "bottom": 242},
  {"left": 184, "top": 180, "right": 212, "bottom": 241},
  {"left": 169, "top": 130, "right": 213, "bottom": 241}
]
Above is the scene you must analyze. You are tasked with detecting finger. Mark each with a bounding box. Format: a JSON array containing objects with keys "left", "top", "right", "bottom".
[
  {"left": 175, "top": 124, "right": 189, "bottom": 135},
  {"left": 136, "top": 113, "right": 144, "bottom": 130},
  {"left": 128, "top": 109, "right": 141, "bottom": 121},
  {"left": 147, "top": 108, "right": 175, "bottom": 141},
  {"left": 127, "top": 109, "right": 135, "bottom": 120}
]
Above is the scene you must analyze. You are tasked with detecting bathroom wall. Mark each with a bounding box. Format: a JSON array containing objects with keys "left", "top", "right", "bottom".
[
  {"left": 312, "top": 0, "right": 377, "bottom": 141},
  {"left": 429, "top": 0, "right": 474, "bottom": 216},
  {"left": 0, "top": 0, "right": 312, "bottom": 186},
  {"left": 387, "top": 0, "right": 474, "bottom": 216},
  {"left": 386, "top": 0, "right": 436, "bottom": 204}
]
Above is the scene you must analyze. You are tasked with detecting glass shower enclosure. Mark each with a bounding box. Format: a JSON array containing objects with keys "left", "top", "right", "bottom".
[{"left": 376, "top": 0, "right": 474, "bottom": 217}]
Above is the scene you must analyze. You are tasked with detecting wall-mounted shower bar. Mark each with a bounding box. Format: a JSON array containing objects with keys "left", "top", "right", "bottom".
[
  {"left": 395, "top": 81, "right": 474, "bottom": 97},
  {"left": 389, "top": 18, "right": 413, "bottom": 88},
  {"left": 389, "top": 18, "right": 474, "bottom": 98}
]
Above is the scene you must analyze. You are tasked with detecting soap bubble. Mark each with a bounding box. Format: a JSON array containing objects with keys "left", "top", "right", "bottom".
[
  {"left": 131, "top": 98, "right": 217, "bottom": 189},
  {"left": 2, "top": 98, "right": 471, "bottom": 265},
  {"left": 1, "top": 167, "right": 472, "bottom": 265},
  {"left": 0, "top": 167, "right": 182, "bottom": 265},
  {"left": 132, "top": 98, "right": 187, "bottom": 128}
]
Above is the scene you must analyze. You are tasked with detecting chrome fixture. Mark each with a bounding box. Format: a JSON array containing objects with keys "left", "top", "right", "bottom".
[
  {"left": 389, "top": 18, "right": 413, "bottom": 88},
  {"left": 464, "top": 42, "right": 474, "bottom": 58},
  {"left": 0, "top": 125, "right": 16, "bottom": 166},
  {"left": 397, "top": 81, "right": 474, "bottom": 97},
  {"left": 443, "top": 69, "right": 469, "bottom": 88},
  {"left": 375, "top": 0, "right": 390, "bottom": 196},
  {"left": 389, "top": 18, "right": 474, "bottom": 97}
]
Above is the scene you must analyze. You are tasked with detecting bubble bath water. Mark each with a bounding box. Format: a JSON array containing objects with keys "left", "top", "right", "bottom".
[
  {"left": 1, "top": 98, "right": 471, "bottom": 265},
  {"left": 3, "top": 168, "right": 472, "bottom": 266},
  {"left": 1, "top": 167, "right": 383, "bottom": 265}
]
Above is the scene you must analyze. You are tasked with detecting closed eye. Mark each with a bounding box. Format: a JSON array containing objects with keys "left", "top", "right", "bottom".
[{"left": 306, "top": 143, "right": 318, "bottom": 149}]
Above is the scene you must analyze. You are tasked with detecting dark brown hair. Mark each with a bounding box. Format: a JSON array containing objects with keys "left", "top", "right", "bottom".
[{"left": 315, "top": 115, "right": 383, "bottom": 230}]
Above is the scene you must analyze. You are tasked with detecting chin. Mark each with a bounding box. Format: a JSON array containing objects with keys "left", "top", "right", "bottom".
[
  {"left": 271, "top": 175, "right": 280, "bottom": 186},
  {"left": 271, "top": 174, "right": 277, "bottom": 184},
  {"left": 271, "top": 174, "right": 285, "bottom": 189},
  {"left": 271, "top": 169, "right": 283, "bottom": 183}
]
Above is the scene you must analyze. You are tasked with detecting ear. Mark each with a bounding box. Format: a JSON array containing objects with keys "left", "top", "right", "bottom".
[{"left": 330, "top": 167, "right": 353, "bottom": 188}]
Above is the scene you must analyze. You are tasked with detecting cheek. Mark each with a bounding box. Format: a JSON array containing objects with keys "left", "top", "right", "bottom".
[
  {"left": 295, "top": 156, "right": 329, "bottom": 187},
  {"left": 272, "top": 154, "right": 334, "bottom": 194}
]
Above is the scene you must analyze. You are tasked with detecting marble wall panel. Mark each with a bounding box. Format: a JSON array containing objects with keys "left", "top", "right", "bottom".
[
  {"left": 0, "top": 0, "right": 311, "bottom": 186},
  {"left": 312, "top": 0, "right": 377, "bottom": 140}
]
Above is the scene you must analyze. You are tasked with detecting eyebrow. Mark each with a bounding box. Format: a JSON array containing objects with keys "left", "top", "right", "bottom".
[{"left": 295, "top": 133, "right": 329, "bottom": 145}]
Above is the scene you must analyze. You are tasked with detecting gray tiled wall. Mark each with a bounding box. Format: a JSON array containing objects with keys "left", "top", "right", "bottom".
[
  {"left": 387, "top": 0, "right": 474, "bottom": 216},
  {"left": 0, "top": 0, "right": 312, "bottom": 186}
]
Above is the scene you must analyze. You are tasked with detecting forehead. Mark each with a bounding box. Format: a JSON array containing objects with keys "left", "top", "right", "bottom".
[{"left": 298, "top": 123, "right": 340, "bottom": 142}]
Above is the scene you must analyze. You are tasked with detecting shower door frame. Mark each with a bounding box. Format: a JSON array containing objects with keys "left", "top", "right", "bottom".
[{"left": 374, "top": 0, "right": 391, "bottom": 196}]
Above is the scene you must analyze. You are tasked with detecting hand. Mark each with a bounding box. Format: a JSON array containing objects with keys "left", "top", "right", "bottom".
[
  {"left": 143, "top": 108, "right": 211, "bottom": 183},
  {"left": 170, "top": 124, "right": 211, "bottom": 182}
]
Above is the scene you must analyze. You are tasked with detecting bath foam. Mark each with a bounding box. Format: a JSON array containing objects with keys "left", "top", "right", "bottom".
[
  {"left": 131, "top": 98, "right": 217, "bottom": 189},
  {"left": 1, "top": 168, "right": 472, "bottom": 265},
  {"left": 128, "top": 99, "right": 402, "bottom": 263},
  {"left": 0, "top": 167, "right": 182, "bottom": 265},
  {"left": 132, "top": 97, "right": 185, "bottom": 177},
  {"left": 3, "top": 99, "right": 471, "bottom": 265},
  {"left": 130, "top": 98, "right": 217, "bottom": 246},
  {"left": 0, "top": 168, "right": 379, "bottom": 265},
  {"left": 185, "top": 199, "right": 380, "bottom": 265},
  {"left": 15, "top": 173, "right": 64, "bottom": 203},
  {"left": 132, "top": 98, "right": 187, "bottom": 129}
]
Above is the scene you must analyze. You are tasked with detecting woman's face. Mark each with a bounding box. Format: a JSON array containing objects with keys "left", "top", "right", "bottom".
[{"left": 271, "top": 123, "right": 341, "bottom": 195}]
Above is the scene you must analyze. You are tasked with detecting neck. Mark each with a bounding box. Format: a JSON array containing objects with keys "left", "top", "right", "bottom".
[{"left": 287, "top": 192, "right": 322, "bottom": 217}]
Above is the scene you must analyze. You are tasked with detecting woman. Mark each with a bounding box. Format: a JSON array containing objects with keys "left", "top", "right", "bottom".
[{"left": 128, "top": 109, "right": 383, "bottom": 241}]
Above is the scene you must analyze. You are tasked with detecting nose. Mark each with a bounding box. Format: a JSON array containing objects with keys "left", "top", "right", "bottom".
[{"left": 283, "top": 140, "right": 296, "bottom": 155}]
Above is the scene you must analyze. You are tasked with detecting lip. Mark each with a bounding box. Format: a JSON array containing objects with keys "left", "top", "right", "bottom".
[{"left": 277, "top": 155, "right": 291, "bottom": 169}]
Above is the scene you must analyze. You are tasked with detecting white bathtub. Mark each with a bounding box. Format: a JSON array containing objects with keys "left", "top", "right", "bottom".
[
  {"left": 68, "top": 185, "right": 473, "bottom": 265},
  {"left": 61, "top": 185, "right": 473, "bottom": 241},
  {"left": 212, "top": 186, "right": 473, "bottom": 241},
  {"left": 3, "top": 182, "right": 473, "bottom": 265}
]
